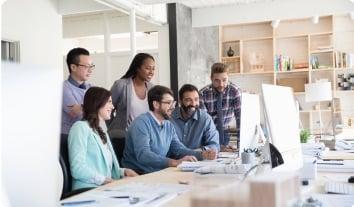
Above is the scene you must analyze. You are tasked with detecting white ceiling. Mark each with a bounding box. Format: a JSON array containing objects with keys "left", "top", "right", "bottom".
[{"left": 135, "top": 0, "right": 278, "bottom": 8}]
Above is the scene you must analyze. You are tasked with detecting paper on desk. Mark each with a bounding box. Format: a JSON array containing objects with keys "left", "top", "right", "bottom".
[
  {"left": 82, "top": 182, "right": 190, "bottom": 207},
  {"left": 177, "top": 161, "right": 218, "bottom": 171},
  {"left": 312, "top": 193, "right": 354, "bottom": 207}
]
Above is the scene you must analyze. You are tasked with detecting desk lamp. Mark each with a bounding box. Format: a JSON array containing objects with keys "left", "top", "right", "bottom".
[{"left": 305, "top": 82, "right": 334, "bottom": 146}]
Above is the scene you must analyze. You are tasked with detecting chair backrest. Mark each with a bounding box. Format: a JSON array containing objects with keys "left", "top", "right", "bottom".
[
  {"left": 59, "top": 155, "right": 71, "bottom": 199},
  {"left": 110, "top": 137, "right": 125, "bottom": 166},
  {"left": 60, "top": 134, "right": 72, "bottom": 198}
]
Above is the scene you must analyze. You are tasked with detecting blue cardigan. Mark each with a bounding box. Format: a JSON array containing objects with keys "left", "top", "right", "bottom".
[{"left": 68, "top": 121, "right": 124, "bottom": 190}]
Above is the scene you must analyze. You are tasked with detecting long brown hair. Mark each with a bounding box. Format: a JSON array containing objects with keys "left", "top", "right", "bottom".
[{"left": 82, "top": 87, "right": 111, "bottom": 144}]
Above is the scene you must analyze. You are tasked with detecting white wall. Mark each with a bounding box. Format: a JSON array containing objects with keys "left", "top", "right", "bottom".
[
  {"left": 192, "top": 0, "right": 354, "bottom": 27},
  {"left": 2, "top": 0, "right": 63, "bottom": 70},
  {"left": 63, "top": 50, "right": 160, "bottom": 89},
  {"left": 62, "top": 11, "right": 171, "bottom": 88}
]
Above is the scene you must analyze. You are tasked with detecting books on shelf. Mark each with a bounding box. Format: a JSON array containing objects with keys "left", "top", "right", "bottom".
[{"left": 335, "top": 51, "right": 354, "bottom": 69}]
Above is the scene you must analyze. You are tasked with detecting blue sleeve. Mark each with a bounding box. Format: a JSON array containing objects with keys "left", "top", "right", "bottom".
[
  {"left": 68, "top": 122, "right": 105, "bottom": 185},
  {"left": 62, "top": 82, "right": 79, "bottom": 114},
  {"left": 168, "top": 126, "right": 203, "bottom": 160},
  {"left": 203, "top": 114, "right": 220, "bottom": 151},
  {"left": 130, "top": 120, "right": 169, "bottom": 169}
]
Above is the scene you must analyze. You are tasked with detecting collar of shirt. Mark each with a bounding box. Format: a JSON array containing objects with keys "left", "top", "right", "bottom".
[
  {"left": 211, "top": 84, "right": 230, "bottom": 96},
  {"left": 68, "top": 75, "right": 86, "bottom": 89},
  {"left": 149, "top": 111, "right": 165, "bottom": 127},
  {"left": 175, "top": 107, "right": 199, "bottom": 121}
]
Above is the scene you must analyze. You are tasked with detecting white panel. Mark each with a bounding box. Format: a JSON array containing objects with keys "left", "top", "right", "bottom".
[
  {"left": 2, "top": 63, "right": 62, "bottom": 207},
  {"left": 192, "top": 0, "right": 354, "bottom": 27}
]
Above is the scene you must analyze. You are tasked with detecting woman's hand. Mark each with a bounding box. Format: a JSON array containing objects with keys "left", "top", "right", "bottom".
[
  {"left": 103, "top": 177, "right": 113, "bottom": 185},
  {"left": 124, "top": 169, "right": 139, "bottom": 177}
]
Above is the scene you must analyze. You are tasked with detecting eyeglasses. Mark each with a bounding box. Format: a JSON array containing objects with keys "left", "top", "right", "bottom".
[
  {"left": 160, "top": 100, "right": 176, "bottom": 108},
  {"left": 75, "top": 64, "right": 95, "bottom": 70}
]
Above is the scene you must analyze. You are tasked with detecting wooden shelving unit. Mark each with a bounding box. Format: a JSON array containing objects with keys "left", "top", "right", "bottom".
[{"left": 219, "top": 15, "right": 354, "bottom": 135}]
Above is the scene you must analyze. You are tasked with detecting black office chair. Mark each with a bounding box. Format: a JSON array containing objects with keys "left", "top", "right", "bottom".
[
  {"left": 110, "top": 136, "right": 126, "bottom": 166},
  {"left": 59, "top": 134, "right": 93, "bottom": 200}
]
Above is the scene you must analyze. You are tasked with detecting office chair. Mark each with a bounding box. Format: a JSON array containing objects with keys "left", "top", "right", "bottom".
[
  {"left": 59, "top": 134, "right": 93, "bottom": 199},
  {"left": 269, "top": 143, "right": 284, "bottom": 168},
  {"left": 110, "top": 136, "right": 126, "bottom": 166}
]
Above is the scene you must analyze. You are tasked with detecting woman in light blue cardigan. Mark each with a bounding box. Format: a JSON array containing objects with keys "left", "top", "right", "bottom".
[{"left": 68, "top": 87, "right": 138, "bottom": 190}]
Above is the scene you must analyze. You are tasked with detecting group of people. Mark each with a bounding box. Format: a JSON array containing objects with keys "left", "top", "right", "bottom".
[{"left": 60, "top": 47, "right": 241, "bottom": 190}]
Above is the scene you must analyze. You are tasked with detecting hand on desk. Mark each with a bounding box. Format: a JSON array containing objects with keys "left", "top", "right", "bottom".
[
  {"left": 103, "top": 177, "right": 113, "bottom": 185},
  {"left": 168, "top": 155, "right": 198, "bottom": 167},
  {"left": 202, "top": 149, "right": 217, "bottom": 160},
  {"left": 221, "top": 145, "right": 237, "bottom": 152},
  {"left": 124, "top": 169, "right": 139, "bottom": 177}
]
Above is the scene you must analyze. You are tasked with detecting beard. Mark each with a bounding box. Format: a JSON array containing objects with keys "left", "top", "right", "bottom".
[
  {"left": 160, "top": 109, "right": 172, "bottom": 120},
  {"left": 181, "top": 105, "right": 198, "bottom": 118}
]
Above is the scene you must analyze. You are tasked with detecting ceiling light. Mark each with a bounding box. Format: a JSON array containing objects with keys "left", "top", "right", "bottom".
[
  {"left": 271, "top": 20, "right": 280, "bottom": 28},
  {"left": 312, "top": 16, "right": 319, "bottom": 24}
]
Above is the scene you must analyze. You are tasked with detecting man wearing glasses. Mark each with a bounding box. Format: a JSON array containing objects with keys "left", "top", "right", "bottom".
[
  {"left": 122, "top": 85, "right": 216, "bottom": 174},
  {"left": 61, "top": 47, "right": 94, "bottom": 143}
]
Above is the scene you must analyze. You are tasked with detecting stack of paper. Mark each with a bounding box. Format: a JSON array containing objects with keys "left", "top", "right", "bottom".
[
  {"left": 177, "top": 161, "right": 217, "bottom": 172},
  {"left": 301, "top": 142, "right": 325, "bottom": 157},
  {"left": 317, "top": 160, "right": 354, "bottom": 172}
]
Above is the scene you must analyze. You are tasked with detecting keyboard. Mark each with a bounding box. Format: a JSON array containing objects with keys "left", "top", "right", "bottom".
[{"left": 325, "top": 181, "right": 354, "bottom": 195}]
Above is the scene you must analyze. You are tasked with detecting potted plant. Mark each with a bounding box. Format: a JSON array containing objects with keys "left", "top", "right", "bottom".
[{"left": 300, "top": 129, "right": 310, "bottom": 143}]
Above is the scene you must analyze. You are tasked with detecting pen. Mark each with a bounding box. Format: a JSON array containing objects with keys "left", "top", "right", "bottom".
[
  {"left": 61, "top": 200, "right": 96, "bottom": 206},
  {"left": 110, "top": 196, "right": 130, "bottom": 199},
  {"left": 317, "top": 163, "right": 344, "bottom": 165}
]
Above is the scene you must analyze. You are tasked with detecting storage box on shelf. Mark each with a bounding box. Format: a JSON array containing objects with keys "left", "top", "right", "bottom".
[{"left": 220, "top": 15, "right": 354, "bottom": 135}]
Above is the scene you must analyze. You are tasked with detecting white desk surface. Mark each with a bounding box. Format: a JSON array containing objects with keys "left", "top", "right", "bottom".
[{"left": 62, "top": 151, "right": 354, "bottom": 207}]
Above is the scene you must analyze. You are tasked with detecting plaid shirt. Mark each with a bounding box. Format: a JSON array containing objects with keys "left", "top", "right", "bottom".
[{"left": 199, "top": 82, "right": 241, "bottom": 141}]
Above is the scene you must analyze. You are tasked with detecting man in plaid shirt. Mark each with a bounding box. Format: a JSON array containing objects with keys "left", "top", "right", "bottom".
[{"left": 199, "top": 63, "right": 241, "bottom": 152}]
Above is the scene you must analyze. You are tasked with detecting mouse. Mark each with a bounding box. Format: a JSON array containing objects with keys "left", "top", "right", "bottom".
[{"left": 348, "top": 176, "right": 354, "bottom": 183}]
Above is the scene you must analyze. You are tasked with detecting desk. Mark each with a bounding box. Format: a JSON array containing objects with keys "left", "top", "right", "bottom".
[{"left": 62, "top": 151, "right": 353, "bottom": 207}]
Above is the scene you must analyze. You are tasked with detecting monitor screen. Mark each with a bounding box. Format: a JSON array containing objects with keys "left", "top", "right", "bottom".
[
  {"left": 239, "top": 93, "right": 261, "bottom": 156},
  {"left": 261, "top": 84, "right": 303, "bottom": 171},
  {"left": 2, "top": 63, "right": 62, "bottom": 206}
]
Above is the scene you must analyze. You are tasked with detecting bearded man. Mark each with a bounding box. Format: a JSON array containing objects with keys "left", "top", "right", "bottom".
[
  {"left": 171, "top": 84, "right": 220, "bottom": 152},
  {"left": 122, "top": 85, "right": 216, "bottom": 174}
]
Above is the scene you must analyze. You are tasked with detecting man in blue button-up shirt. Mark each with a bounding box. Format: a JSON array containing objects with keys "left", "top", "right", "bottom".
[
  {"left": 122, "top": 85, "right": 216, "bottom": 174},
  {"left": 171, "top": 84, "right": 220, "bottom": 152}
]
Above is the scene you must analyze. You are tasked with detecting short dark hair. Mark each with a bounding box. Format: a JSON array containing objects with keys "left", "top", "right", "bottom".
[
  {"left": 66, "top": 47, "right": 90, "bottom": 73},
  {"left": 211, "top": 62, "right": 229, "bottom": 77},
  {"left": 83, "top": 87, "right": 111, "bottom": 144},
  {"left": 179, "top": 84, "right": 199, "bottom": 100},
  {"left": 148, "top": 85, "right": 173, "bottom": 111},
  {"left": 121, "top": 53, "right": 155, "bottom": 79}
]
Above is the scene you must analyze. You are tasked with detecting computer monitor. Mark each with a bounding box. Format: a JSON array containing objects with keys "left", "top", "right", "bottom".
[
  {"left": 2, "top": 63, "right": 62, "bottom": 206},
  {"left": 261, "top": 84, "right": 303, "bottom": 171},
  {"left": 239, "top": 93, "right": 261, "bottom": 157}
]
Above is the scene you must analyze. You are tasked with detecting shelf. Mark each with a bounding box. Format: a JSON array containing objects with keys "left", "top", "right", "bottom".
[
  {"left": 230, "top": 71, "right": 274, "bottom": 76},
  {"left": 275, "top": 34, "right": 308, "bottom": 39},
  {"left": 300, "top": 109, "right": 333, "bottom": 113},
  {"left": 222, "top": 40, "right": 240, "bottom": 44},
  {"left": 309, "top": 32, "right": 333, "bottom": 36},
  {"left": 310, "top": 49, "right": 333, "bottom": 54},
  {"left": 221, "top": 56, "right": 240, "bottom": 61},
  {"left": 311, "top": 68, "right": 334, "bottom": 72},
  {"left": 294, "top": 92, "right": 305, "bottom": 95},
  {"left": 276, "top": 69, "right": 309, "bottom": 74},
  {"left": 335, "top": 90, "right": 354, "bottom": 93},
  {"left": 334, "top": 67, "right": 354, "bottom": 71},
  {"left": 242, "top": 36, "right": 273, "bottom": 42}
]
